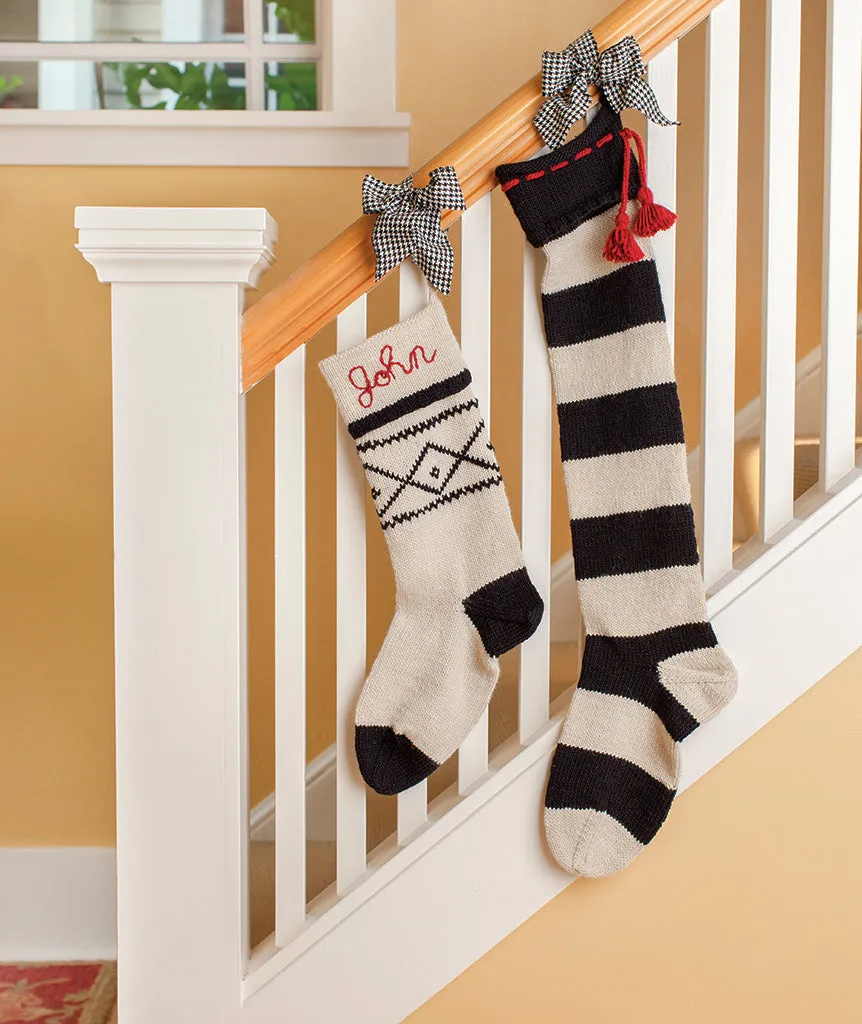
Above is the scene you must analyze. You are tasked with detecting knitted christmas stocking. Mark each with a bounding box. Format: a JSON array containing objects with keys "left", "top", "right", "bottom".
[
  {"left": 496, "top": 105, "right": 737, "bottom": 876},
  {"left": 320, "top": 296, "right": 543, "bottom": 796}
]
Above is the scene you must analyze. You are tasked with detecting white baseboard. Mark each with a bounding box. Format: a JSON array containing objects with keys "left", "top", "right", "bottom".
[
  {"left": 0, "top": 848, "right": 117, "bottom": 961},
  {"left": 0, "top": 747, "right": 336, "bottom": 962},
  {"left": 250, "top": 745, "right": 336, "bottom": 843}
]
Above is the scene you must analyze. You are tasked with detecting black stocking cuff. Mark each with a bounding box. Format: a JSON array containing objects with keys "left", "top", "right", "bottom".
[{"left": 495, "top": 105, "right": 641, "bottom": 247}]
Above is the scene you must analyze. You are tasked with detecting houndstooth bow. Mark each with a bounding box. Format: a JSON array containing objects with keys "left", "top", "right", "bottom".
[
  {"left": 362, "top": 166, "right": 466, "bottom": 295},
  {"left": 534, "top": 29, "right": 678, "bottom": 150}
]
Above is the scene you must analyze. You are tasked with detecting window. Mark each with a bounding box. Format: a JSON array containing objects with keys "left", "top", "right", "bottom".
[{"left": 0, "top": 0, "right": 408, "bottom": 166}]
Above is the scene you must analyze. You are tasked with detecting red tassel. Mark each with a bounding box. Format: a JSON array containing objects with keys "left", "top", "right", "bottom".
[
  {"left": 603, "top": 129, "right": 643, "bottom": 264},
  {"left": 633, "top": 186, "right": 677, "bottom": 237},
  {"left": 603, "top": 211, "right": 644, "bottom": 263}
]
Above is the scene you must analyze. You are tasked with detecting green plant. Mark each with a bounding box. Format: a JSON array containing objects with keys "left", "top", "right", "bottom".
[
  {"left": 264, "top": 63, "right": 316, "bottom": 110},
  {"left": 270, "top": 0, "right": 316, "bottom": 42},
  {"left": 265, "top": 1, "right": 316, "bottom": 107},
  {"left": 106, "top": 2, "right": 318, "bottom": 112},
  {"left": 106, "top": 61, "right": 245, "bottom": 110},
  {"left": 0, "top": 74, "right": 22, "bottom": 100},
  {"left": 107, "top": 58, "right": 316, "bottom": 112}
]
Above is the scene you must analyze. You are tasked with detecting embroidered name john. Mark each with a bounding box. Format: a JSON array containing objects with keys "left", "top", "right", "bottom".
[{"left": 348, "top": 343, "right": 438, "bottom": 408}]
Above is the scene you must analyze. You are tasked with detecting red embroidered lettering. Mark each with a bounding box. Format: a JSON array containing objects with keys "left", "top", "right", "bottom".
[{"left": 348, "top": 343, "right": 437, "bottom": 408}]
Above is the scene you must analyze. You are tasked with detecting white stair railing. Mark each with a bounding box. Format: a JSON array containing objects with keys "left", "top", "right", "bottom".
[
  {"left": 647, "top": 41, "right": 679, "bottom": 357},
  {"left": 458, "top": 194, "right": 493, "bottom": 791},
  {"left": 519, "top": 241, "right": 553, "bottom": 744},
  {"left": 700, "top": 0, "right": 740, "bottom": 589},
  {"left": 333, "top": 292, "right": 369, "bottom": 884},
  {"left": 821, "top": 0, "right": 862, "bottom": 490},
  {"left": 759, "top": 0, "right": 801, "bottom": 543},
  {"left": 75, "top": 4, "right": 862, "bottom": 1021},
  {"left": 394, "top": 262, "right": 431, "bottom": 841},
  {"left": 274, "top": 339, "right": 307, "bottom": 944}
]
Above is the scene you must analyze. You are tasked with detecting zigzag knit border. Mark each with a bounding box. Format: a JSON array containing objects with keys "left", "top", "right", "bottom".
[
  {"left": 355, "top": 398, "right": 480, "bottom": 453},
  {"left": 380, "top": 474, "right": 503, "bottom": 530}
]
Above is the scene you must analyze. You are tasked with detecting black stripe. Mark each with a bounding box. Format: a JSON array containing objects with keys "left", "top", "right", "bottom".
[
  {"left": 348, "top": 369, "right": 472, "bottom": 439},
  {"left": 571, "top": 505, "right": 700, "bottom": 580},
  {"left": 545, "top": 745, "right": 675, "bottom": 845},
  {"left": 355, "top": 398, "right": 479, "bottom": 452},
  {"left": 542, "top": 260, "right": 666, "bottom": 347},
  {"left": 576, "top": 631, "right": 718, "bottom": 741},
  {"left": 558, "top": 382, "right": 685, "bottom": 461},
  {"left": 588, "top": 623, "right": 719, "bottom": 663}
]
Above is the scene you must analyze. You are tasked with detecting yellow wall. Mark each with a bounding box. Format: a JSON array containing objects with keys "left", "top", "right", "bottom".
[
  {"left": 409, "top": 646, "right": 862, "bottom": 1024},
  {"left": 0, "top": 0, "right": 835, "bottom": 845}
]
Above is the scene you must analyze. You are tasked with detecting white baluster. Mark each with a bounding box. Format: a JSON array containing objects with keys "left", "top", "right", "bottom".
[
  {"left": 700, "top": 1, "right": 740, "bottom": 588},
  {"left": 647, "top": 40, "right": 679, "bottom": 357},
  {"left": 458, "top": 195, "right": 491, "bottom": 792},
  {"left": 518, "top": 242, "right": 552, "bottom": 743},
  {"left": 759, "top": 0, "right": 802, "bottom": 542},
  {"left": 336, "top": 297, "right": 368, "bottom": 892},
  {"left": 274, "top": 344, "right": 307, "bottom": 944},
  {"left": 820, "top": 0, "right": 862, "bottom": 490},
  {"left": 397, "top": 261, "right": 430, "bottom": 843}
]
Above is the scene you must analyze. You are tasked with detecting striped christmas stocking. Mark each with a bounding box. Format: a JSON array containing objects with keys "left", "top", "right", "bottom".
[{"left": 497, "top": 105, "right": 737, "bottom": 876}]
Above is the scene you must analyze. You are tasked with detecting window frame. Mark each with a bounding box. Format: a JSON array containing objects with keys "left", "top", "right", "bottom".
[{"left": 0, "top": 0, "right": 409, "bottom": 166}]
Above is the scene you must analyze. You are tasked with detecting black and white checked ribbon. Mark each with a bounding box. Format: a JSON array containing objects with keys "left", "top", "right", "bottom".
[
  {"left": 362, "top": 166, "right": 466, "bottom": 295},
  {"left": 534, "top": 29, "right": 678, "bottom": 150}
]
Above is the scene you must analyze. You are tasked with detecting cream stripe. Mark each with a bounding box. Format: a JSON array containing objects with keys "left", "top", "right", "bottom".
[
  {"left": 548, "top": 320, "right": 674, "bottom": 404},
  {"left": 658, "top": 646, "right": 739, "bottom": 724},
  {"left": 544, "top": 807, "right": 644, "bottom": 877},
  {"left": 578, "top": 564, "right": 708, "bottom": 637},
  {"left": 564, "top": 444, "right": 691, "bottom": 519},
  {"left": 542, "top": 201, "right": 655, "bottom": 294},
  {"left": 559, "top": 689, "right": 678, "bottom": 788}
]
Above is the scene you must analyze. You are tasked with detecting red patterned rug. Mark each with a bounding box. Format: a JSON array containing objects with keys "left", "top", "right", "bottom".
[{"left": 0, "top": 963, "right": 116, "bottom": 1024}]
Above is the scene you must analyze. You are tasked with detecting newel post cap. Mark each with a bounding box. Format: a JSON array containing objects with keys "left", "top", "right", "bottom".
[{"left": 75, "top": 206, "right": 278, "bottom": 286}]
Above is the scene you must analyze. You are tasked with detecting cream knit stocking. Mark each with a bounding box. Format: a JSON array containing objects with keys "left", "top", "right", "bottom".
[{"left": 320, "top": 296, "right": 543, "bottom": 795}]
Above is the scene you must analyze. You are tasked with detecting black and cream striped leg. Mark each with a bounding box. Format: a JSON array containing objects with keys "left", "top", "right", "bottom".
[{"left": 497, "top": 105, "right": 737, "bottom": 877}]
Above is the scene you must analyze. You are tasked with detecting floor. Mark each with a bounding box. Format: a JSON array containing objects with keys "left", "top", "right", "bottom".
[{"left": 0, "top": 961, "right": 116, "bottom": 1024}]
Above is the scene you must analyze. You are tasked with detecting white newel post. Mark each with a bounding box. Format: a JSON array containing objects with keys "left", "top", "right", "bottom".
[{"left": 75, "top": 208, "right": 277, "bottom": 1024}]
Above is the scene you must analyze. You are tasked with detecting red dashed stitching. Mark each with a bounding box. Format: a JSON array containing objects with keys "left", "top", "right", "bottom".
[{"left": 499, "top": 131, "right": 620, "bottom": 192}]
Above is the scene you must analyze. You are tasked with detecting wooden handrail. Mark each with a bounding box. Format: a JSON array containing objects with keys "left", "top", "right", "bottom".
[{"left": 241, "top": 0, "right": 723, "bottom": 391}]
